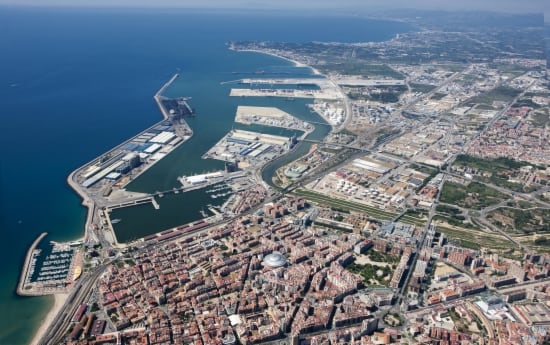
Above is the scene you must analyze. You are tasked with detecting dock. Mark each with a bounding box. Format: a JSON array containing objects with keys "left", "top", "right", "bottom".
[
  {"left": 230, "top": 87, "right": 342, "bottom": 100},
  {"left": 66, "top": 73, "right": 199, "bottom": 246},
  {"left": 208, "top": 206, "right": 221, "bottom": 216},
  {"left": 151, "top": 197, "right": 160, "bottom": 210}
]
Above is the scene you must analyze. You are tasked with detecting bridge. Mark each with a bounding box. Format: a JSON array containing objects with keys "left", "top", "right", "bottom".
[
  {"left": 106, "top": 186, "right": 189, "bottom": 211},
  {"left": 107, "top": 197, "right": 157, "bottom": 210}
]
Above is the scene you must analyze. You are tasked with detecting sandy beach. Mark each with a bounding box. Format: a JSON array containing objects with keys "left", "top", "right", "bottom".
[
  {"left": 235, "top": 48, "right": 322, "bottom": 76},
  {"left": 30, "top": 293, "right": 69, "bottom": 345}
]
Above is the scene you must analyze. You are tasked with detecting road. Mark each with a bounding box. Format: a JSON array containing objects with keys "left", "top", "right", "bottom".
[
  {"left": 43, "top": 59, "right": 547, "bottom": 343},
  {"left": 39, "top": 264, "right": 108, "bottom": 345}
]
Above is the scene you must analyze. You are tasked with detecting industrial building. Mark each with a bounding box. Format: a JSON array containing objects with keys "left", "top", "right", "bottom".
[
  {"left": 353, "top": 158, "right": 391, "bottom": 174},
  {"left": 79, "top": 120, "right": 180, "bottom": 189},
  {"left": 149, "top": 131, "right": 176, "bottom": 144}
]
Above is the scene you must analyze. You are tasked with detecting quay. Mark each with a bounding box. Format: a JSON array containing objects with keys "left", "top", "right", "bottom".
[
  {"left": 230, "top": 87, "right": 341, "bottom": 100},
  {"left": 67, "top": 72, "right": 192, "bottom": 229},
  {"left": 17, "top": 232, "right": 48, "bottom": 296}
]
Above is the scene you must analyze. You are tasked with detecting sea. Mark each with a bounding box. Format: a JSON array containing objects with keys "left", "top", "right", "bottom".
[{"left": 0, "top": 6, "right": 413, "bottom": 344}]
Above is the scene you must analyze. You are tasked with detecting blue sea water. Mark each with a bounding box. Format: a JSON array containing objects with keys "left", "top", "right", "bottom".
[{"left": 0, "top": 7, "right": 413, "bottom": 344}]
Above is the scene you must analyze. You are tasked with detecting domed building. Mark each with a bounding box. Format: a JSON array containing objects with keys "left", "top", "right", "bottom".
[{"left": 263, "top": 251, "right": 287, "bottom": 268}]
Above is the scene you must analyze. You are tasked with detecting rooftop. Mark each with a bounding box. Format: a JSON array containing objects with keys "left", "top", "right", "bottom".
[{"left": 263, "top": 252, "right": 287, "bottom": 268}]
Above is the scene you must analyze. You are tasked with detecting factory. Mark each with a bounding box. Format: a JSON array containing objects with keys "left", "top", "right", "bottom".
[{"left": 352, "top": 158, "right": 391, "bottom": 175}]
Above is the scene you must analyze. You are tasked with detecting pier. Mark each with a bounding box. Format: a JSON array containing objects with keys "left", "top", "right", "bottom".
[
  {"left": 64, "top": 73, "right": 198, "bottom": 247},
  {"left": 154, "top": 73, "right": 181, "bottom": 120},
  {"left": 108, "top": 197, "right": 156, "bottom": 210},
  {"left": 17, "top": 232, "right": 48, "bottom": 296},
  {"left": 106, "top": 184, "right": 208, "bottom": 212},
  {"left": 155, "top": 73, "right": 179, "bottom": 99}
]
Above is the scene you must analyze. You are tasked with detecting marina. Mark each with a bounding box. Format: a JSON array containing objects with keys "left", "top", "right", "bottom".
[
  {"left": 31, "top": 242, "right": 74, "bottom": 284},
  {"left": 18, "top": 57, "right": 333, "bottom": 301},
  {"left": 17, "top": 233, "right": 79, "bottom": 296},
  {"left": 2, "top": 9, "right": 415, "bottom": 345}
]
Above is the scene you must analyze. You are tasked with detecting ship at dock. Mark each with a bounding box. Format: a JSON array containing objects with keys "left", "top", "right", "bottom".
[{"left": 159, "top": 96, "right": 195, "bottom": 121}]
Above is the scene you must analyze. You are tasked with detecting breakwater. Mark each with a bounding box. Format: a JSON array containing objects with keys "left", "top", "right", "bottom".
[{"left": 17, "top": 232, "right": 48, "bottom": 296}]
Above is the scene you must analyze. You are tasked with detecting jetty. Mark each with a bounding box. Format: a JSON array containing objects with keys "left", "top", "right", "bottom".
[
  {"left": 64, "top": 73, "right": 196, "bottom": 247},
  {"left": 17, "top": 232, "right": 48, "bottom": 296},
  {"left": 154, "top": 73, "right": 182, "bottom": 120}
]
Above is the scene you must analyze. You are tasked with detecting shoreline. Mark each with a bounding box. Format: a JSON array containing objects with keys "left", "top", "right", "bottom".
[
  {"left": 234, "top": 48, "right": 322, "bottom": 76},
  {"left": 30, "top": 293, "right": 68, "bottom": 345},
  {"left": 29, "top": 52, "right": 330, "bottom": 344},
  {"left": 28, "top": 73, "right": 184, "bottom": 345},
  {"left": 232, "top": 47, "right": 347, "bottom": 132}
]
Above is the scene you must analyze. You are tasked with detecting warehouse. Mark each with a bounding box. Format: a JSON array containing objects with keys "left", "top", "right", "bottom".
[
  {"left": 257, "top": 133, "right": 288, "bottom": 146},
  {"left": 144, "top": 143, "right": 162, "bottom": 154},
  {"left": 231, "top": 130, "right": 259, "bottom": 142},
  {"left": 353, "top": 159, "right": 390, "bottom": 174},
  {"left": 82, "top": 161, "right": 124, "bottom": 188},
  {"left": 149, "top": 131, "right": 176, "bottom": 144},
  {"left": 227, "top": 137, "right": 251, "bottom": 146},
  {"left": 105, "top": 172, "right": 121, "bottom": 180},
  {"left": 249, "top": 144, "right": 272, "bottom": 158},
  {"left": 82, "top": 165, "right": 101, "bottom": 179}
]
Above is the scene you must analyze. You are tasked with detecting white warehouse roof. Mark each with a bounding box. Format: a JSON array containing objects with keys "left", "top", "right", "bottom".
[
  {"left": 149, "top": 131, "right": 176, "bottom": 144},
  {"left": 144, "top": 143, "right": 162, "bottom": 154}
]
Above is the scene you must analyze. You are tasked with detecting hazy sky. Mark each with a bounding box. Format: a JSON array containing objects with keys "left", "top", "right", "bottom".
[{"left": 0, "top": 0, "right": 547, "bottom": 15}]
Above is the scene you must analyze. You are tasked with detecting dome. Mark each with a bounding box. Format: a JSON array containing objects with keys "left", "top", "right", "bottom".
[{"left": 263, "top": 252, "right": 287, "bottom": 268}]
